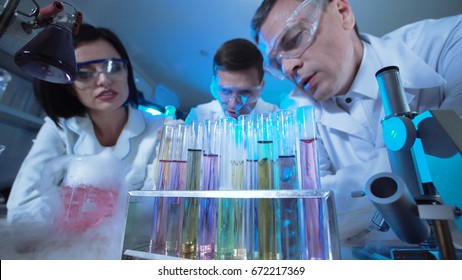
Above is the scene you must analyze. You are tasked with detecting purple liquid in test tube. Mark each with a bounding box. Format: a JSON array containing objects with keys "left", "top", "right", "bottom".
[
  {"left": 297, "top": 106, "right": 325, "bottom": 260},
  {"left": 198, "top": 120, "right": 220, "bottom": 260}
]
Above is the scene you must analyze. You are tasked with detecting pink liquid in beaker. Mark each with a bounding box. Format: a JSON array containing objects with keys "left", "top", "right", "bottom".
[{"left": 55, "top": 185, "right": 118, "bottom": 232}]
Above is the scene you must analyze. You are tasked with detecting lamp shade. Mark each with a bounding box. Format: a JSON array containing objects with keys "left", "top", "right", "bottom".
[{"left": 14, "top": 23, "right": 77, "bottom": 84}]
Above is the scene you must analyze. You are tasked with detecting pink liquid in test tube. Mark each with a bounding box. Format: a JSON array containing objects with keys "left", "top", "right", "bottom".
[{"left": 297, "top": 106, "right": 325, "bottom": 260}]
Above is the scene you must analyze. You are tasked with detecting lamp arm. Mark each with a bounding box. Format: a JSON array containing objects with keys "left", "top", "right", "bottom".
[{"left": 0, "top": 0, "right": 21, "bottom": 39}]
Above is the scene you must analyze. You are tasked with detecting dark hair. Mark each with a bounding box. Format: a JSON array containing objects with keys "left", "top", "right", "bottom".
[
  {"left": 34, "top": 23, "right": 138, "bottom": 127},
  {"left": 213, "top": 38, "right": 264, "bottom": 82},
  {"left": 251, "top": 0, "right": 358, "bottom": 43}
]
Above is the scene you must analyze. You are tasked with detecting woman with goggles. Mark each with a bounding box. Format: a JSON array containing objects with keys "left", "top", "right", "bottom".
[
  {"left": 186, "top": 38, "right": 279, "bottom": 122},
  {"left": 7, "top": 24, "right": 165, "bottom": 223}
]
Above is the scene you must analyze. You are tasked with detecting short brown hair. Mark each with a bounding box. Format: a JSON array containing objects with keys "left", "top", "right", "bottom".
[{"left": 213, "top": 38, "right": 264, "bottom": 82}]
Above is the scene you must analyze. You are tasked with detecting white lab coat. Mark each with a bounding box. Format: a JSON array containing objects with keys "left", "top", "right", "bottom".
[
  {"left": 185, "top": 98, "right": 279, "bottom": 123},
  {"left": 280, "top": 15, "right": 462, "bottom": 251},
  {"left": 7, "top": 106, "right": 164, "bottom": 223}
]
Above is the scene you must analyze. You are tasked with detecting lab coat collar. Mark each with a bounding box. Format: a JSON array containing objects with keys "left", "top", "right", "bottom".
[
  {"left": 209, "top": 100, "right": 226, "bottom": 119},
  {"left": 286, "top": 88, "right": 371, "bottom": 140},
  {"left": 361, "top": 33, "right": 446, "bottom": 89},
  {"left": 348, "top": 41, "right": 380, "bottom": 100},
  {"left": 319, "top": 99, "right": 375, "bottom": 143},
  {"left": 252, "top": 98, "right": 271, "bottom": 113},
  {"left": 66, "top": 106, "right": 146, "bottom": 159},
  {"left": 320, "top": 43, "right": 381, "bottom": 142}
]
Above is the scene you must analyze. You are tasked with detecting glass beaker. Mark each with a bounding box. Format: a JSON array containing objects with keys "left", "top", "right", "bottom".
[
  {"left": 42, "top": 150, "right": 128, "bottom": 232},
  {"left": 14, "top": 3, "right": 79, "bottom": 83},
  {"left": 0, "top": 68, "right": 12, "bottom": 100}
]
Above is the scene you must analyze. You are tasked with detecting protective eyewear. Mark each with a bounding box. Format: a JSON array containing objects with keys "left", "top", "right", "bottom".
[
  {"left": 259, "top": 0, "right": 321, "bottom": 80},
  {"left": 74, "top": 58, "right": 127, "bottom": 89},
  {"left": 211, "top": 81, "right": 262, "bottom": 104}
]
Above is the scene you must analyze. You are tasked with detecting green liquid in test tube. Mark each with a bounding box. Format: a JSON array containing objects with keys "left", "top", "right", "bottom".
[
  {"left": 232, "top": 122, "right": 246, "bottom": 259},
  {"left": 181, "top": 122, "right": 204, "bottom": 259},
  {"left": 216, "top": 117, "right": 236, "bottom": 260},
  {"left": 256, "top": 112, "right": 278, "bottom": 260}
]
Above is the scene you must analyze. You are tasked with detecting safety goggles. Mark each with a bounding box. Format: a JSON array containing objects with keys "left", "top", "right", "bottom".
[
  {"left": 211, "top": 80, "right": 262, "bottom": 105},
  {"left": 259, "top": 0, "right": 321, "bottom": 80},
  {"left": 74, "top": 58, "right": 127, "bottom": 89}
]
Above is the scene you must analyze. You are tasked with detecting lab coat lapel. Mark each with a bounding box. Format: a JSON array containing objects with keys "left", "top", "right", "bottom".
[
  {"left": 212, "top": 108, "right": 224, "bottom": 120},
  {"left": 68, "top": 106, "right": 146, "bottom": 159},
  {"left": 320, "top": 99, "right": 374, "bottom": 143},
  {"left": 67, "top": 115, "right": 102, "bottom": 155},
  {"left": 211, "top": 100, "right": 226, "bottom": 119},
  {"left": 112, "top": 107, "right": 146, "bottom": 159},
  {"left": 253, "top": 98, "right": 271, "bottom": 113},
  {"left": 363, "top": 34, "right": 446, "bottom": 88}
]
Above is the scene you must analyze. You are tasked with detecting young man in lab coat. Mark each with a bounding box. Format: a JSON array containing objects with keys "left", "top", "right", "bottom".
[
  {"left": 185, "top": 38, "right": 279, "bottom": 123},
  {"left": 251, "top": 0, "right": 462, "bottom": 258}
]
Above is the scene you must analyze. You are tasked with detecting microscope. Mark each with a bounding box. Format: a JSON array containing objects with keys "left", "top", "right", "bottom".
[{"left": 364, "top": 66, "right": 462, "bottom": 260}]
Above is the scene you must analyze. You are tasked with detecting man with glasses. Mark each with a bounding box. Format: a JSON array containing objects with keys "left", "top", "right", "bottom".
[
  {"left": 251, "top": 0, "right": 462, "bottom": 258},
  {"left": 185, "top": 38, "right": 279, "bottom": 123}
]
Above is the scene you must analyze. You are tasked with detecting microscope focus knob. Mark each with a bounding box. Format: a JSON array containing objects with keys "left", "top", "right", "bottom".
[{"left": 382, "top": 116, "right": 416, "bottom": 151}]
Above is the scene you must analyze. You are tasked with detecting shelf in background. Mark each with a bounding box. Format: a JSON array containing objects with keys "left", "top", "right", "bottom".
[{"left": 0, "top": 104, "right": 43, "bottom": 130}]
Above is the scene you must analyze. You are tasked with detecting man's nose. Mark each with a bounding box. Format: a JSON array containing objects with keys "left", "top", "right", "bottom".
[
  {"left": 228, "top": 96, "right": 244, "bottom": 109},
  {"left": 281, "top": 57, "right": 301, "bottom": 80},
  {"left": 228, "top": 93, "right": 243, "bottom": 104}
]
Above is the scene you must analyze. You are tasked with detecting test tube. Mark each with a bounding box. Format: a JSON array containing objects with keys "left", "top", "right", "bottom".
[
  {"left": 296, "top": 106, "right": 324, "bottom": 260},
  {"left": 151, "top": 124, "right": 188, "bottom": 257},
  {"left": 274, "top": 109, "right": 301, "bottom": 260},
  {"left": 256, "top": 112, "right": 278, "bottom": 260},
  {"left": 181, "top": 121, "right": 204, "bottom": 259},
  {"left": 239, "top": 114, "right": 259, "bottom": 190},
  {"left": 216, "top": 117, "right": 236, "bottom": 259},
  {"left": 238, "top": 114, "right": 259, "bottom": 259},
  {"left": 151, "top": 125, "right": 173, "bottom": 254},
  {"left": 233, "top": 117, "right": 247, "bottom": 259},
  {"left": 297, "top": 106, "right": 321, "bottom": 190},
  {"left": 198, "top": 119, "right": 220, "bottom": 260}
]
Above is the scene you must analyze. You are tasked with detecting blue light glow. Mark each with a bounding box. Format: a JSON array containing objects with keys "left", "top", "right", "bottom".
[{"left": 139, "top": 105, "right": 162, "bottom": 116}]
